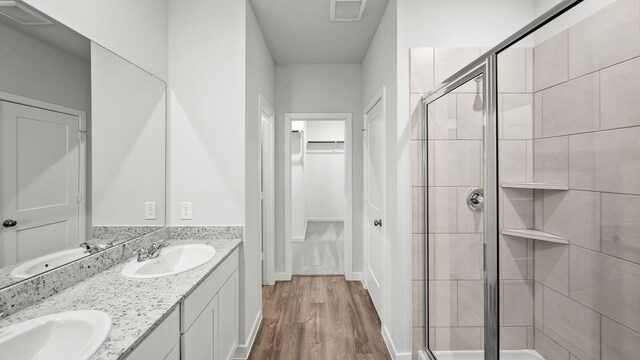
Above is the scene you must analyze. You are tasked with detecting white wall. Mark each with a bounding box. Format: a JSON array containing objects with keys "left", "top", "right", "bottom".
[
  {"left": 91, "top": 43, "right": 166, "bottom": 226},
  {"left": 0, "top": 21, "right": 90, "bottom": 114},
  {"left": 275, "top": 64, "right": 363, "bottom": 273},
  {"left": 291, "top": 125, "right": 306, "bottom": 239},
  {"left": 243, "top": 0, "right": 275, "bottom": 353},
  {"left": 23, "top": 0, "right": 168, "bottom": 80},
  {"left": 304, "top": 121, "right": 345, "bottom": 221}
]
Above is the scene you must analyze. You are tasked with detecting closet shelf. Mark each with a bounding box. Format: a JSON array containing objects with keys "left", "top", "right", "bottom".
[
  {"left": 501, "top": 182, "right": 569, "bottom": 190},
  {"left": 502, "top": 229, "right": 568, "bottom": 244}
]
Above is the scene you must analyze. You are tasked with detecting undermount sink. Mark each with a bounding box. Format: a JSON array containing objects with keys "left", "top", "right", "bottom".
[
  {"left": 0, "top": 310, "right": 111, "bottom": 360},
  {"left": 121, "top": 244, "right": 216, "bottom": 279},
  {"left": 10, "top": 248, "right": 87, "bottom": 279}
]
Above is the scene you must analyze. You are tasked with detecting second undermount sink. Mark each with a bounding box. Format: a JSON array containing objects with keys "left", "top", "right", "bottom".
[
  {"left": 121, "top": 244, "right": 216, "bottom": 279},
  {"left": 0, "top": 310, "right": 111, "bottom": 360}
]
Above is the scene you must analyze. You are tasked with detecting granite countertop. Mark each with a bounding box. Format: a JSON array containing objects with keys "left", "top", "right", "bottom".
[{"left": 0, "top": 237, "right": 242, "bottom": 360}]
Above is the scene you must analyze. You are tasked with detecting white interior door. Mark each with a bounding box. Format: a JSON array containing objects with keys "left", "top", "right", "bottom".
[
  {"left": 364, "top": 97, "right": 385, "bottom": 315},
  {"left": 1, "top": 101, "right": 81, "bottom": 267},
  {"left": 260, "top": 99, "right": 275, "bottom": 285}
]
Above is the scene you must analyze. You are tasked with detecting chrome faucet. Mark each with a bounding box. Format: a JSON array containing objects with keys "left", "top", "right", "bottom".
[
  {"left": 79, "top": 242, "right": 101, "bottom": 254},
  {"left": 135, "top": 241, "right": 168, "bottom": 262}
]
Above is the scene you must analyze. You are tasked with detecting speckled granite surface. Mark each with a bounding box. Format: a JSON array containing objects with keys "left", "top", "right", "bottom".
[
  {"left": 169, "top": 225, "right": 243, "bottom": 240},
  {"left": 0, "top": 237, "right": 242, "bottom": 360},
  {"left": 92, "top": 226, "right": 165, "bottom": 242}
]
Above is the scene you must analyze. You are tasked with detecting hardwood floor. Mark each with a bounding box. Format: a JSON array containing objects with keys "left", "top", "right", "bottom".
[{"left": 248, "top": 276, "right": 391, "bottom": 360}]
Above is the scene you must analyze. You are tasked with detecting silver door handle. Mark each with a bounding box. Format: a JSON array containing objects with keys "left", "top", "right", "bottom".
[
  {"left": 373, "top": 219, "right": 382, "bottom": 227},
  {"left": 465, "top": 188, "right": 484, "bottom": 212}
]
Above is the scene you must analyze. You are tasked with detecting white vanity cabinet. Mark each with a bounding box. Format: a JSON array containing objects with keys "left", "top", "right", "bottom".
[
  {"left": 181, "top": 249, "right": 239, "bottom": 360},
  {"left": 124, "top": 248, "right": 239, "bottom": 360},
  {"left": 124, "top": 307, "right": 181, "bottom": 360}
]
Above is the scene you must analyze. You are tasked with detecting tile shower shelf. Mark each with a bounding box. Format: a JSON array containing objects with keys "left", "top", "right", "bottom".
[
  {"left": 502, "top": 229, "right": 569, "bottom": 244},
  {"left": 501, "top": 182, "right": 569, "bottom": 190}
]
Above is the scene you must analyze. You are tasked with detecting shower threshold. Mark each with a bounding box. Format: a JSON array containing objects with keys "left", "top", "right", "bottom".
[{"left": 432, "top": 350, "right": 544, "bottom": 360}]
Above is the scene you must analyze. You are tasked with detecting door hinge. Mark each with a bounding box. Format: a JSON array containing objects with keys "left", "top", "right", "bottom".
[
  {"left": 76, "top": 193, "right": 81, "bottom": 203},
  {"left": 77, "top": 130, "right": 87, "bottom": 140},
  {"left": 260, "top": 191, "right": 264, "bottom": 200}
]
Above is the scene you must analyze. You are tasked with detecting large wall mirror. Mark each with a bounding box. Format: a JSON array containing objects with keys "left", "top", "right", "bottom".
[{"left": 0, "top": 2, "right": 166, "bottom": 289}]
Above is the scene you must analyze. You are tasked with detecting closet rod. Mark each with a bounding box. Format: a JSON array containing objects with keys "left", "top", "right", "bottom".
[{"left": 307, "top": 141, "right": 344, "bottom": 144}]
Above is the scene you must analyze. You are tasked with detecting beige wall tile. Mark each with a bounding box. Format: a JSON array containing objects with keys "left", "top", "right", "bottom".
[
  {"left": 500, "top": 327, "right": 529, "bottom": 350},
  {"left": 534, "top": 281, "right": 544, "bottom": 330},
  {"left": 535, "top": 242, "right": 569, "bottom": 295},
  {"left": 502, "top": 188, "right": 534, "bottom": 230},
  {"left": 542, "top": 190, "right": 601, "bottom": 251},
  {"left": 411, "top": 94, "right": 425, "bottom": 140},
  {"left": 568, "top": 0, "right": 640, "bottom": 79},
  {"left": 534, "top": 136, "right": 568, "bottom": 185},
  {"left": 413, "top": 234, "right": 425, "bottom": 281},
  {"left": 413, "top": 280, "right": 425, "bottom": 327},
  {"left": 602, "top": 317, "right": 640, "bottom": 360},
  {"left": 434, "top": 48, "right": 482, "bottom": 92},
  {"left": 429, "top": 280, "right": 457, "bottom": 327},
  {"left": 498, "top": 47, "right": 528, "bottom": 93},
  {"left": 503, "top": 280, "right": 534, "bottom": 326},
  {"left": 502, "top": 94, "right": 533, "bottom": 140},
  {"left": 457, "top": 280, "right": 484, "bottom": 327},
  {"left": 543, "top": 287, "right": 601, "bottom": 360},
  {"left": 428, "top": 234, "right": 435, "bottom": 280},
  {"left": 533, "top": 91, "right": 542, "bottom": 139},
  {"left": 428, "top": 141, "right": 434, "bottom": 186},
  {"left": 602, "top": 193, "right": 640, "bottom": 265},
  {"left": 456, "top": 94, "right": 483, "bottom": 140},
  {"left": 433, "top": 140, "right": 482, "bottom": 186},
  {"left": 526, "top": 48, "right": 534, "bottom": 93},
  {"left": 433, "top": 234, "right": 483, "bottom": 280},
  {"left": 600, "top": 57, "right": 640, "bottom": 130},
  {"left": 411, "top": 48, "right": 435, "bottom": 94},
  {"left": 541, "top": 73, "right": 599, "bottom": 137},
  {"left": 434, "top": 327, "right": 484, "bottom": 351},
  {"left": 535, "top": 329, "right": 570, "bottom": 360},
  {"left": 500, "top": 235, "right": 528, "bottom": 280},
  {"left": 569, "top": 127, "right": 640, "bottom": 194},
  {"left": 412, "top": 187, "right": 424, "bottom": 234},
  {"left": 499, "top": 140, "right": 529, "bottom": 183},
  {"left": 457, "top": 187, "right": 482, "bottom": 234},
  {"left": 427, "top": 93, "right": 457, "bottom": 139},
  {"left": 413, "top": 326, "right": 426, "bottom": 360},
  {"left": 428, "top": 187, "right": 457, "bottom": 233},
  {"left": 534, "top": 31, "right": 568, "bottom": 91},
  {"left": 570, "top": 246, "right": 640, "bottom": 334}
]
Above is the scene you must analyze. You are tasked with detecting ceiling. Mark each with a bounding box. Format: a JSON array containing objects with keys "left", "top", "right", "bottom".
[{"left": 250, "top": 0, "right": 389, "bottom": 64}]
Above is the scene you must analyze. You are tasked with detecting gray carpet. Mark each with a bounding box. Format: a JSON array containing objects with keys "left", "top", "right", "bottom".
[{"left": 292, "top": 221, "right": 344, "bottom": 275}]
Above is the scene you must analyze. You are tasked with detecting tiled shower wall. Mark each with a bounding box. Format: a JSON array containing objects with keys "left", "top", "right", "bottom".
[
  {"left": 529, "top": 0, "right": 640, "bottom": 359},
  {"left": 411, "top": 0, "right": 640, "bottom": 359}
]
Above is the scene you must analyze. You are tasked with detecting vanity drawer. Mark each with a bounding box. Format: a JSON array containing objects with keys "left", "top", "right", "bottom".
[
  {"left": 181, "top": 248, "right": 238, "bottom": 333},
  {"left": 125, "top": 306, "right": 180, "bottom": 360}
]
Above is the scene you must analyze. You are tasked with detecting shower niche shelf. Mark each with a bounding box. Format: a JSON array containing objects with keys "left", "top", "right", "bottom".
[
  {"left": 501, "top": 182, "right": 568, "bottom": 191},
  {"left": 502, "top": 229, "right": 568, "bottom": 244}
]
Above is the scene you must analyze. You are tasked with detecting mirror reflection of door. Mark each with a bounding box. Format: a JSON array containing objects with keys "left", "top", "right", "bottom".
[{"left": 0, "top": 101, "right": 82, "bottom": 267}]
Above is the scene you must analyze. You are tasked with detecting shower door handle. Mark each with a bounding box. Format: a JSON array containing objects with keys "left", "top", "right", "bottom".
[{"left": 373, "top": 219, "right": 382, "bottom": 227}]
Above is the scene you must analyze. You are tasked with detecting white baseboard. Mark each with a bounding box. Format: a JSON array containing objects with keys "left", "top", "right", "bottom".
[
  {"left": 306, "top": 217, "right": 345, "bottom": 222},
  {"left": 275, "top": 272, "right": 291, "bottom": 281},
  {"left": 345, "top": 271, "right": 364, "bottom": 286},
  {"left": 232, "top": 311, "right": 262, "bottom": 359},
  {"left": 382, "top": 325, "right": 412, "bottom": 360},
  {"left": 292, "top": 236, "right": 304, "bottom": 242}
]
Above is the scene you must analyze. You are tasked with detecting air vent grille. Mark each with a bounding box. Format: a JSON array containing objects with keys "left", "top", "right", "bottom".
[
  {"left": 0, "top": 1, "right": 52, "bottom": 25},
  {"left": 330, "top": 0, "right": 366, "bottom": 22}
]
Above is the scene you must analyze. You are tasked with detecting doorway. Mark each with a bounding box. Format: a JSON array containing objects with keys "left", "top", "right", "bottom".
[
  {"left": 283, "top": 113, "right": 353, "bottom": 279},
  {"left": 259, "top": 94, "right": 275, "bottom": 285}
]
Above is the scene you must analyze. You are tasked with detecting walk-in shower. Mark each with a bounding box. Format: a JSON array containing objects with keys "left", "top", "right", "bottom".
[{"left": 413, "top": 0, "right": 640, "bottom": 359}]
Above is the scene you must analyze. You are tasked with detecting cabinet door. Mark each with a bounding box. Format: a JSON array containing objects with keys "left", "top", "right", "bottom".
[
  {"left": 125, "top": 307, "right": 180, "bottom": 360},
  {"left": 218, "top": 271, "right": 238, "bottom": 360},
  {"left": 183, "top": 294, "right": 219, "bottom": 360}
]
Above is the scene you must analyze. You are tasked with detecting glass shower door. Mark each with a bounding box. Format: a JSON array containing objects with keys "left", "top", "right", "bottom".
[{"left": 424, "top": 65, "right": 495, "bottom": 359}]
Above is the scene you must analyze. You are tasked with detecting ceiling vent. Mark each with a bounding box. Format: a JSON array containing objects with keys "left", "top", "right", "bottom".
[
  {"left": 0, "top": 1, "right": 52, "bottom": 25},
  {"left": 330, "top": 0, "right": 366, "bottom": 22}
]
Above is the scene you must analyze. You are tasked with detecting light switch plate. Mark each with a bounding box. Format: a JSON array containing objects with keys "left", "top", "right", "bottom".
[
  {"left": 145, "top": 202, "right": 156, "bottom": 220},
  {"left": 181, "top": 202, "right": 192, "bottom": 220}
]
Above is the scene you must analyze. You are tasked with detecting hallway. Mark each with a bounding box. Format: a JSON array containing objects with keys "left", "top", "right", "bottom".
[
  {"left": 249, "top": 276, "right": 391, "bottom": 360},
  {"left": 292, "top": 221, "right": 345, "bottom": 275}
]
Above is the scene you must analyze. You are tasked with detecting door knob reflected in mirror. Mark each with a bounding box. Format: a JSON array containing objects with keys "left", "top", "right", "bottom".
[
  {"left": 3, "top": 219, "right": 17, "bottom": 228},
  {"left": 373, "top": 219, "right": 382, "bottom": 227}
]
